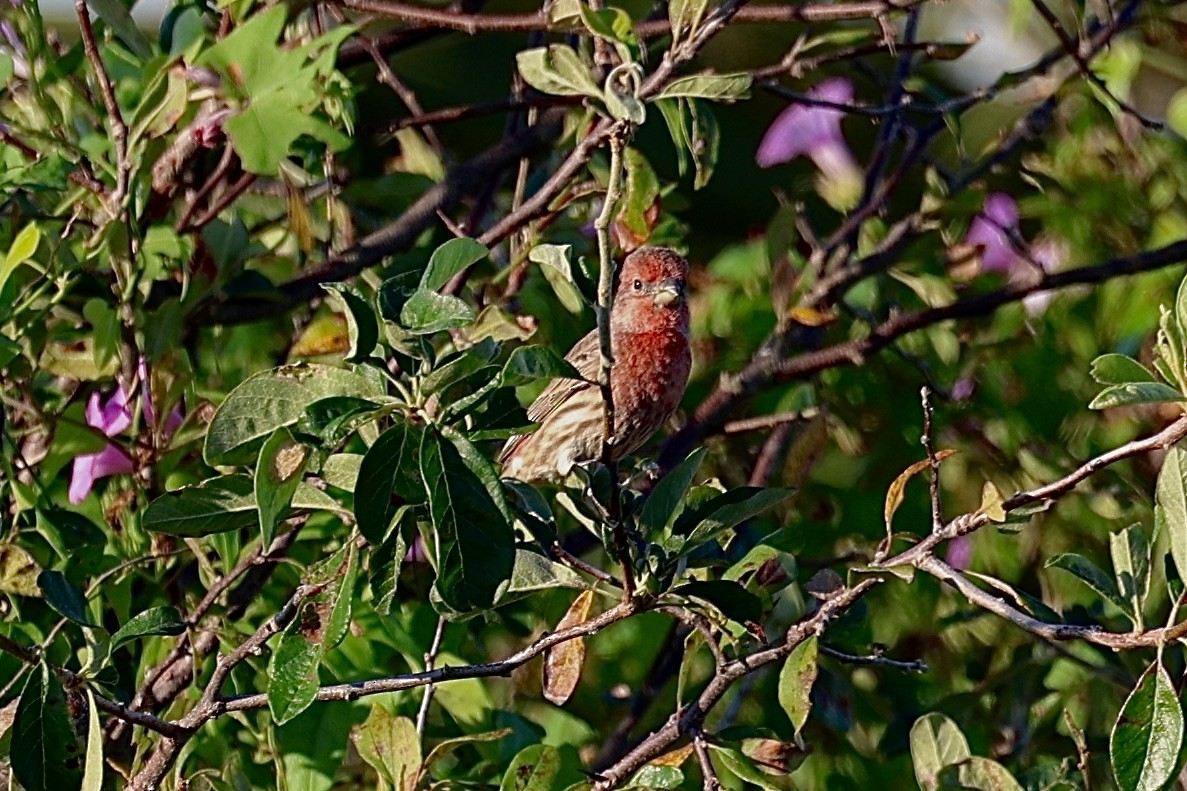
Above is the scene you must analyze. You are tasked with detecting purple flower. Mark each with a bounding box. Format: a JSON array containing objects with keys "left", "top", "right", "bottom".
[
  {"left": 756, "top": 77, "right": 863, "bottom": 209},
  {"left": 69, "top": 386, "right": 135, "bottom": 505},
  {"left": 945, "top": 535, "right": 973, "bottom": 571},
  {"left": 69, "top": 360, "right": 184, "bottom": 504},
  {"left": 964, "top": 193, "right": 1022, "bottom": 274}
]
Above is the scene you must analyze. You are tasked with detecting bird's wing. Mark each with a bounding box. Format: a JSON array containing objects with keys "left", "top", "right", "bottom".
[
  {"left": 526, "top": 329, "right": 600, "bottom": 422},
  {"left": 499, "top": 329, "right": 600, "bottom": 463}
]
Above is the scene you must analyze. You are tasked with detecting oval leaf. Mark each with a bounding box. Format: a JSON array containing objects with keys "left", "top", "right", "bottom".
[
  {"left": 777, "top": 635, "right": 818, "bottom": 733},
  {"left": 542, "top": 589, "right": 595, "bottom": 705},
  {"left": 1111, "top": 660, "right": 1183, "bottom": 791}
]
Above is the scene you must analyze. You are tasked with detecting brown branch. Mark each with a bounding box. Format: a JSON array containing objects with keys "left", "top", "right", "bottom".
[
  {"left": 75, "top": 0, "right": 130, "bottom": 216},
  {"left": 593, "top": 579, "right": 880, "bottom": 788},
  {"left": 877, "top": 414, "right": 1187, "bottom": 571},
  {"left": 205, "top": 108, "right": 567, "bottom": 323},
  {"left": 338, "top": 0, "right": 923, "bottom": 35},
  {"left": 660, "top": 239, "right": 1187, "bottom": 468},
  {"left": 819, "top": 644, "right": 928, "bottom": 673},
  {"left": 918, "top": 554, "right": 1187, "bottom": 650}
]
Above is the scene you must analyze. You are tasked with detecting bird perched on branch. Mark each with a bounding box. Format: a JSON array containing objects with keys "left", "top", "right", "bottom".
[{"left": 500, "top": 247, "right": 692, "bottom": 483}]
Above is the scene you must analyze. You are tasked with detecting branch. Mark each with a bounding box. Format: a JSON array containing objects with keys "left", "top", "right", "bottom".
[
  {"left": 877, "top": 414, "right": 1187, "bottom": 571},
  {"left": 338, "top": 0, "right": 923, "bottom": 36},
  {"left": 661, "top": 239, "right": 1187, "bottom": 468},
  {"left": 75, "top": 0, "right": 130, "bottom": 216},
  {"left": 918, "top": 554, "right": 1187, "bottom": 650},
  {"left": 203, "top": 108, "right": 565, "bottom": 323},
  {"left": 593, "top": 579, "right": 880, "bottom": 788}
]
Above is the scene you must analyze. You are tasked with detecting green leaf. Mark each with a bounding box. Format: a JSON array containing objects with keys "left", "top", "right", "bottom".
[
  {"left": 268, "top": 542, "right": 359, "bottom": 724},
  {"left": 37, "top": 570, "right": 97, "bottom": 627},
  {"left": 500, "top": 744, "right": 560, "bottom": 791},
  {"left": 777, "top": 636, "right": 818, "bottom": 732},
  {"left": 1, "top": 223, "right": 41, "bottom": 298},
  {"left": 82, "top": 299, "right": 120, "bottom": 373},
  {"left": 684, "top": 99, "right": 720, "bottom": 189},
  {"left": 355, "top": 422, "right": 426, "bottom": 544},
  {"left": 942, "top": 757, "right": 1024, "bottom": 791},
  {"left": 368, "top": 510, "right": 410, "bottom": 616},
  {"left": 109, "top": 606, "right": 187, "bottom": 652},
  {"left": 625, "top": 765, "right": 683, "bottom": 789},
  {"left": 503, "top": 549, "right": 588, "bottom": 596},
  {"left": 297, "top": 396, "right": 385, "bottom": 446},
  {"left": 11, "top": 663, "right": 83, "bottom": 791},
  {"left": 604, "top": 63, "right": 647, "bottom": 124},
  {"left": 255, "top": 428, "right": 309, "bottom": 547},
  {"left": 352, "top": 707, "right": 421, "bottom": 790},
  {"left": 668, "top": 0, "right": 710, "bottom": 44},
  {"left": 423, "top": 728, "right": 513, "bottom": 773},
  {"left": 685, "top": 488, "right": 795, "bottom": 545},
  {"left": 653, "top": 73, "right": 751, "bottom": 102},
  {"left": 618, "top": 147, "right": 660, "bottom": 244},
  {"left": 501, "top": 345, "right": 583, "bottom": 388},
  {"left": 1110, "top": 524, "right": 1150, "bottom": 628},
  {"left": 1089, "top": 382, "right": 1185, "bottom": 410},
  {"left": 225, "top": 90, "right": 349, "bottom": 176},
  {"left": 321, "top": 453, "right": 363, "bottom": 492},
  {"left": 145, "top": 474, "right": 344, "bottom": 536},
  {"left": 321, "top": 283, "right": 379, "bottom": 362},
  {"left": 640, "top": 447, "right": 708, "bottom": 541},
  {"left": 910, "top": 713, "right": 971, "bottom": 791},
  {"left": 1156, "top": 445, "right": 1187, "bottom": 590},
  {"left": 1046, "top": 553, "right": 1129, "bottom": 614},
  {"left": 399, "top": 289, "right": 476, "bottom": 334},
  {"left": 421, "top": 237, "right": 489, "bottom": 291},
  {"left": 81, "top": 690, "right": 103, "bottom": 791},
  {"left": 144, "top": 475, "right": 257, "bottom": 536},
  {"left": 1111, "top": 661, "right": 1183, "bottom": 791},
  {"left": 672, "top": 579, "right": 762, "bottom": 624},
  {"left": 1090, "top": 354, "right": 1157, "bottom": 385},
  {"left": 421, "top": 429, "right": 515, "bottom": 612},
  {"left": 709, "top": 744, "right": 795, "bottom": 791},
  {"left": 86, "top": 0, "right": 153, "bottom": 58},
  {"left": 205, "top": 363, "right": 384, "bottom": 465},
  {"left": 516, "top": 45, "right": 602, "bottom": 98}
]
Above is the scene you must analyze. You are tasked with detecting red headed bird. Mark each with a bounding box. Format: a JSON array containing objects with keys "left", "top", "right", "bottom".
[{"left": 500, "top": 247, "right": 692, "bottom": 482}]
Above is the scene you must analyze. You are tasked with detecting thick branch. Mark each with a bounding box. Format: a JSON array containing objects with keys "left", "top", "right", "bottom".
[{"left": 661, "top": 239, "right": 1187, "bottom": 467}]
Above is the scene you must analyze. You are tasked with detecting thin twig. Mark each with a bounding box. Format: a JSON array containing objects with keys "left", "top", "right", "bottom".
[
  {"left": 692, "top": 729, "right": 721, "bottom": 791},
  {"left": 820, "top": 644, "right": 928, "bottom": 673},
  {"left": 919, "top": 386, "right": 943, "bottom": 533},
  {"left": 416, "top": 616, "right": 448, "bottom": 737}
]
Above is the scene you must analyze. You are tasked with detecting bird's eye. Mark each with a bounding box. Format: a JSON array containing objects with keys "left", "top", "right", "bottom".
[{"left": 632, "top": 279, "right": 643, "bottom": 291}]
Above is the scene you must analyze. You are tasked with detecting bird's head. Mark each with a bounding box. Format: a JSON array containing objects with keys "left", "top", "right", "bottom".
[{"left": 612, "top": 247, "right": 690, "bottom": 334}]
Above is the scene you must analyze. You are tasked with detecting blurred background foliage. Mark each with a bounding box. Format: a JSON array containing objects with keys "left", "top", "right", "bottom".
[{"left": 4, "top": 0, "right": 1187, "bottom": 788}]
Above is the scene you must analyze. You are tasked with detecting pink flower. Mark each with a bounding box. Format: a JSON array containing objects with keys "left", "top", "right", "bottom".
[
  {"left": 69, "top": 359, "right": 183, "bottom": 504},
  {"left": 756, "top": 77, "right": 863, "bottom": 209},
  {"left": 964, "top": 193, "right": 1022, "bottom": 274}
]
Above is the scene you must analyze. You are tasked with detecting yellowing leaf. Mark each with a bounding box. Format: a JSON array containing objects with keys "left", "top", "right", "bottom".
[
  {"left": 542, "top": 589, "right": 595, "bottom": 705},
  {"left": 788, "top": 306, "right": 836, "bottom": 327},
  {"left": 978, "top": 481, "right": 1007, "bottom": 523},
  {"left": 884, "top": 450, "right": 958, "bottom": 533}
]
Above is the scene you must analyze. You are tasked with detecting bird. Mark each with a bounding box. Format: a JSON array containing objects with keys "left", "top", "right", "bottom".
[{"left": 500, "top": 246, "right": 692, "bottom": 483}]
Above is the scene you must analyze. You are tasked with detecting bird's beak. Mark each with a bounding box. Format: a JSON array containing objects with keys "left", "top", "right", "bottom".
[{"left": 652, "top": 279, "right": 683, "bottom": 307}]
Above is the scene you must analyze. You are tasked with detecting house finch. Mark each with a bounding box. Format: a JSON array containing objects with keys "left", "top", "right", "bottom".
[{"left": 500, "top": 247, "right": 692, "bottom": 482}]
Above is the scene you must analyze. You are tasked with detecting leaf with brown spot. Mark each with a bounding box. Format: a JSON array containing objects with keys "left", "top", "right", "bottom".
[
  {"left": 542, "top": 589, "right": 595, "bottom": 705},
  {"left": 884, "top": 450, "right": 958, "bottom": 534},
  {"left": 352, "top": 706, "right": 421, "bottom": 791},
  {"left": 0, "top": 544, "right": 40, "bottom": 597}
]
